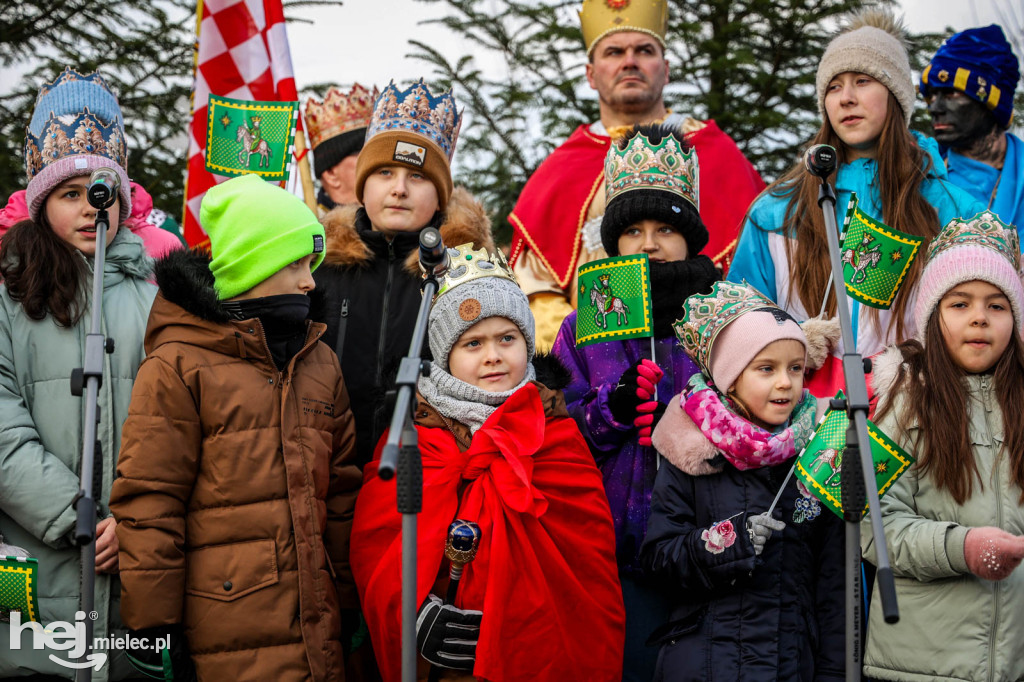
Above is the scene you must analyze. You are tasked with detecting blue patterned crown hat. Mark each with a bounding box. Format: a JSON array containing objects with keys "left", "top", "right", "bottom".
[
  {"left": 355, "top": 79, "right": 463, "bottom": 210},
  {"left": 364, "top": 79, "right": 462, "bottom": 160},
  {"left": 24, "top": 67, "right": 131, "bottom": 223},
  {"left": 921, "top": 24, "right": 1020, "bottom": 128}
]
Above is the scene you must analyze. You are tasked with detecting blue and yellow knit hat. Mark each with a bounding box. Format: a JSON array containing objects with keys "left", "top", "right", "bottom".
[{"left": 921, "top": 25, "right": 1020, "bottom": 128}]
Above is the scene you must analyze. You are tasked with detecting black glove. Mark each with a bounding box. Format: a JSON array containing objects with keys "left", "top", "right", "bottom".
[
  {"left": 416, "top": 594, "right": 482, "bottom": 670},
  {"left": 125, "top": 625, "right": 196, "bottom": 682},
  {"left": 608, "top": 359, "right": 663, "bottom": 424}
]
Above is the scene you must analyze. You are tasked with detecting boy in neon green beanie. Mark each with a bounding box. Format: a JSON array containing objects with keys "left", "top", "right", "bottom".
[{"left": 111, "top": 173, "right": 362, "bottom": 681}]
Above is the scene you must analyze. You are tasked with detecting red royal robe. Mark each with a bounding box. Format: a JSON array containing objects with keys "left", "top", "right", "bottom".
[
  {"left": 509, "top": 120, "right": 765, "bottom": 284},
  {"left": 350, "top": 383, "right": 625, "bottom": 682}
]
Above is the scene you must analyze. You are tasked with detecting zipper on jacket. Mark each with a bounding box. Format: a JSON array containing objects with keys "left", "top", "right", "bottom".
[{"left": 375, "top": 241, "right": 396, "bottom": 386}]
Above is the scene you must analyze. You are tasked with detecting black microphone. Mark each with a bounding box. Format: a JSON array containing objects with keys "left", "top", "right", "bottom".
[
  {"left": 87, "top": 167, "right": 120, "bottom": 209},
  {"left": 803, "top": 144, "right": 837, "bottom": 178},
  {"left": 419, "top": 226, "right": 449, "bottom": 276}
]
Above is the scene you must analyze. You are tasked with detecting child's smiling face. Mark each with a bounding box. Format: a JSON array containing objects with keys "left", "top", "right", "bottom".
[
  {"left": 729, "top": 339, "right": 806, "bottom": 430},
  {"left": 448, "top": 316, "right": 528, "bottom": 392}
]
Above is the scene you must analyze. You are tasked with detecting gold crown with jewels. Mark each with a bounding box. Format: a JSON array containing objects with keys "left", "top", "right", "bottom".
[
  {"left": 304, "top": 83, "right": 380, "bottom": 149},
  {"left": 605, "top": 130, "right": 699, "bottom": 209},
  {"left": 435, "top": 243, "right": 519, "bottom": 300}
]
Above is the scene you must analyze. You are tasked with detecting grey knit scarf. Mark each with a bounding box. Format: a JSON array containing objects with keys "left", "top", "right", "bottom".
[{"left": 418, "top": 361, "right": 537, "bottom": 435}]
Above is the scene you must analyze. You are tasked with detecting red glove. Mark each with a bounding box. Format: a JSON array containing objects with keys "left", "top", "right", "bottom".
[
  {"left": 964, "top": 527, "right": 1024, "bottom": 581},
  {"left": 609, "top": 359, "right": 665, "bottom": 424},
  {"left": 634, "top": 401, "right": 667, "bottom": 447}
]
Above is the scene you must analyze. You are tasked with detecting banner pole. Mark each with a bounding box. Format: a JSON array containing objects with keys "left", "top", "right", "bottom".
[
  {"left": 294, "top": 124, "right": 317, "bottom": 212},
  {"left": 182, "top": 0, "right": 204, "bottom": 228}
]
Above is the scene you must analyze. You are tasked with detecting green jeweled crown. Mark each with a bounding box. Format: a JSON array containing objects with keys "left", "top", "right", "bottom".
[
  {"left": 605, "top": 131, "right": 699, "bottom": 209},
  {"left": 674, "top": 280, "right": 778, "bottom": 372},
  {"left": 928, "top": 210, "right": 1021, "bottom": 271},
  {"left": 434, "top": 243, "right": 518, "bottom": 300}
]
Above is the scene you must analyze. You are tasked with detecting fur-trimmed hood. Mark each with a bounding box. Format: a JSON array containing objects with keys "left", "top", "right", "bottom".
[
  {"left": 319, "top": 186, "right": 495, "bottom": 274},
  {"left": 153, "top": 247, "right": 229, "bottom": 323},
  {"left": 146, "top": 247, "right": 325, "bottom": 364}
]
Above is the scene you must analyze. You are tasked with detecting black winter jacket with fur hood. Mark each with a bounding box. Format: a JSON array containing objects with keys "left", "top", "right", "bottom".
[{"left": 313, "top": 187, "right": 494, "bottom": 467}]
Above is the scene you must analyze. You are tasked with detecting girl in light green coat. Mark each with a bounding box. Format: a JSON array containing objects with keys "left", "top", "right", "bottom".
[
  {"left": 0, "top": 67, "right": 155, "bottom": 681},
  {"left": 862, "top": 211, "right": 1024, "bottom": 682}
]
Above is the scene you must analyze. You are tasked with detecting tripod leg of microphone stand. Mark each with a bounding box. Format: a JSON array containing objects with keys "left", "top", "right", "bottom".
[{"left": 846, "top": 520, "right": 862, "bottom": 682}]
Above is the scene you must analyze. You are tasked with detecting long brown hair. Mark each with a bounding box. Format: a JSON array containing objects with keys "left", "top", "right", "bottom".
[
  {"left": 876, "top": 310, "right": 1024, "bottom": 504},
  {"left": 0, "top": 217, "right": 89, "bottom": 327},
  {"left": 747, "top": 92, "right": 941, "bottom": 342}
]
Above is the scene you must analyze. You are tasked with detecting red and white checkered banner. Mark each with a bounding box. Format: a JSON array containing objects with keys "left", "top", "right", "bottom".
[{"left": 183, "top": 0, "right": 299, "bottom": 246}]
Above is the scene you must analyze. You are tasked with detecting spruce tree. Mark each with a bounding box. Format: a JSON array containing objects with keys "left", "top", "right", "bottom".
[
  {"left": 1, "top": 0, "right": 195, "bottom": 215},
  {"left": 412, "top": 0, "right": 945, "bottom": 243}
]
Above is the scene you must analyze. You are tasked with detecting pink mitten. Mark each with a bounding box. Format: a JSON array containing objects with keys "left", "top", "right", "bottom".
[{"left": 964, "top": 527, "right": 1024, "bottom": 581}]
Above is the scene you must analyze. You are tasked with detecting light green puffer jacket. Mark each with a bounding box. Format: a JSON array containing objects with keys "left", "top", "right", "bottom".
[
  {"left": 0, "top": 228, "right": 155, "bottom": 680},
  {"left": 861, "top": 348, "right": 1024, "bottom": 682}
]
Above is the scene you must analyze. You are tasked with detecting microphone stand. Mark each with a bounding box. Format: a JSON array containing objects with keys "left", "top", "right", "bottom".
[
  {"left": 69, "top": 200, "right": 117, "bottom": 682},
  {"left": 813, "top": 169, "right": 899, "bottom": 682},
  {"left": 378, "top": 229, "right": 445, "bottom": 682}
]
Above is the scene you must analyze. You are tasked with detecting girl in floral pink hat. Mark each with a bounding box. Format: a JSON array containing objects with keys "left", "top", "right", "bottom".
[{"left": 639, "top": 280, "right": 844, "bottom": 682}]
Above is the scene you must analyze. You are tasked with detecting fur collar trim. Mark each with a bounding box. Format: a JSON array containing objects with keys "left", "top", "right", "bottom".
[
  {"left": 320, "top": 186, "right": 494, "bottom": 273},
  {"left": 870, "top": 345, "right": 908, "bottom": 405},
  {"left": 153, "top": 247, "right": 230, "bottom": 323},
  {"left": 651, "top": 395, "right": 723, "bottom": 476}
]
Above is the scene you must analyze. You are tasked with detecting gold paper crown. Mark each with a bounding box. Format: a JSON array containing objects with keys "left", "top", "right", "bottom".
[
  {"left": 605, "top": 130, "right": 698, "bottom": 209},
  {"left": 304, "top": 83, "right": 380, "bottom": 149},
  {"left": 435, "top": 243, "right": 518, "bottom": 300},
  {"left": 579, "top": 0, "right": 668, "bottom": 57},
  {"left": 673, "top": 281, "right": 779, "bottom": 372}
]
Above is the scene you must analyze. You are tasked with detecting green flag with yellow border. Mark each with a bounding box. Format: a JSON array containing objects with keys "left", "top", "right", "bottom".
[
  {"left": 0, "top": 556, "right": 39, "bottom": 623},
  {"left": 840, "top": 193, "right": 924, "bottom": 309},
  {"left": 794, "top": 392, "right": 915, "bottom": 519},
  {"left": 205, "top": 95, "right": 298, "bottom": 182},
  {"left": 576, "top": 254, "right": 653, "bottom": 347}
]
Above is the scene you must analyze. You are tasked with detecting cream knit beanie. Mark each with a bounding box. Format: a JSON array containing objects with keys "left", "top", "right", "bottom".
[{"left": 816, "top": 9, "right": 915, "bottom": 123}]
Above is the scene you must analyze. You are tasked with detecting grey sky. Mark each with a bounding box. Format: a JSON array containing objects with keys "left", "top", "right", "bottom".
[{"left": 287, "top": 0, "right": 1015, "bottom": 94}]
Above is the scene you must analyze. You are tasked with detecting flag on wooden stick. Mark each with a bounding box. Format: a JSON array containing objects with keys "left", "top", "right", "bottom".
[{"left": 183, "top": 0, "right": 300, "bottom": 247}]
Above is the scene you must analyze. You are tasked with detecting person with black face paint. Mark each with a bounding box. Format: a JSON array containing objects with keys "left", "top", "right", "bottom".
[
  {"left": 110, "top": 174, "right": 362, "bottom": 682},
  {"left": 922, "top": 25, "right": 1024, "bottom": 237}
]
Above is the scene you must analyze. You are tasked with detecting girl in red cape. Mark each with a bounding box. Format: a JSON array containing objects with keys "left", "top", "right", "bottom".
[{"left": 350, "top": 244, "right": 625, "bottom": 682}]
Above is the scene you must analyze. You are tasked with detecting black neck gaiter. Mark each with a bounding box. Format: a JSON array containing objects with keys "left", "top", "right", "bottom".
[
  {"left": 222, "top": 294, "right": 311, "bottom": 370},
  {"left": 650, "top": 256, "right": 721, "bottom": 339}
]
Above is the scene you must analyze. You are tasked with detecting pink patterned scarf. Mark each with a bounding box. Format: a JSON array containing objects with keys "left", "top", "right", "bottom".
[{"left": 681, "top": 373, "right": 817, "bottom": 471}]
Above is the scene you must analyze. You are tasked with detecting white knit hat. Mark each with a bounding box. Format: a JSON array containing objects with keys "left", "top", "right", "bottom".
[{"left": 816, "top": 10, "right": 915, "bottom": 123}]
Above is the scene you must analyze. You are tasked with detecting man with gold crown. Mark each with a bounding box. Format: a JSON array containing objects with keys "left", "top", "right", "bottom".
[
  {"left": 304, "top": 83, "right": 379, "bottom": 215},
  {"left": 509, "top": 0, "right": 765, "bottom": 353}
]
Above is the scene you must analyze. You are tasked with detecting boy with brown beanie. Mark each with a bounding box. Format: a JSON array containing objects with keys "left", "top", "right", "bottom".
[
  {"left": 110, "top": 173, "right": 362, "bottom": 682},
  {"left": 313, "top": 80, "right": 494, "bottom": 468}
]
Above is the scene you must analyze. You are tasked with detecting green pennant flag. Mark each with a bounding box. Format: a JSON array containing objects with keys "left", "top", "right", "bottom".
[
  {"left": 840, "top": 193, "right": 924, "bottom": 309},
  {"left": 794, "top": 392, "right": 915, "bottom": 520},
  {"left": 0, "top": 556, "right": 40, "bottom": 623},
  {"left": 205, "top": 95, "right": 299, "bottom": 182},
  {"left": 576, "top": 254, "right": 653, "bottom": 347}
]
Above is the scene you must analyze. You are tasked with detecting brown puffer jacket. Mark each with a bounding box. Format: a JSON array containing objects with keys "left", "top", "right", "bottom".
[{"left": 110, "top": 248, "right": 361, "bottom": 682}]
